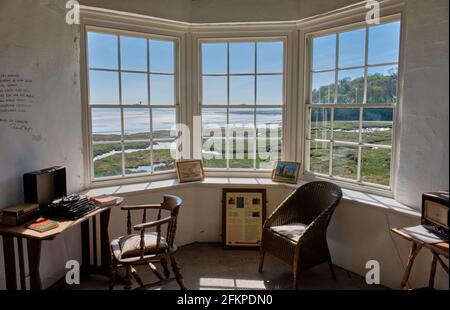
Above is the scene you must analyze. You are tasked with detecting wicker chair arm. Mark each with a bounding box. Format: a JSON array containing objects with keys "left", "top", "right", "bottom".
[
  {"left": 296, "top": 204, "right": 336, "bottom": 246},
  {"left": 264, "top": 191, "right": 300, "bottom": 228}
]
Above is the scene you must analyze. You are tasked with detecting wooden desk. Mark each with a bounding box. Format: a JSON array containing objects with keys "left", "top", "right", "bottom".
[
  {"left": 392, "top": 228, "right": 449, "bottom": 290},
  {"left": 0, "top": 198, "right": 123, "bottom": 290}
]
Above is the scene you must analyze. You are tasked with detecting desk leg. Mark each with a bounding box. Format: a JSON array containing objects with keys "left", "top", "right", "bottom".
[
  {"left": 400, "top": 243, "right": 422, "bottom": 290},
  {"left": 2, "top": 235, "right": 17, "bottom": 290},
  {"left": 27, "top": 239, "right": 42, "bottom": 290},
  {"left": 81, "top": 220, "right": 91, "bottom": 275},
  {"left": 100, "top": 208, "right": 111, "bottom": 276},
  {"left": 428, "top": 254, "right": 438, "bottom": 289}
]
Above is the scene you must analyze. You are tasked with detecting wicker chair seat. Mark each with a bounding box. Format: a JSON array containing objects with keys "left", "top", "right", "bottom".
[{"left": 270, "top": 223, "right": 307, "bottom": 242}]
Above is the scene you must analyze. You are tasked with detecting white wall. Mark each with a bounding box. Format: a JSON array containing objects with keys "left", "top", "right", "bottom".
[
  {"left": 0, "top": 0, "right": 448, "bottom": 290},
  {"left": 79, "top": 0, "right": 362, "bottom": 23},
  {"left": 0, "top": 0, "right": 84, "bottom": 289},
  {"left": 395, "top": 0, "right": 449, "bottom": 207}
]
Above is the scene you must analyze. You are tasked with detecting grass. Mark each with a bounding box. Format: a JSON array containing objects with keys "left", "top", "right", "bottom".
[
  {"left": 93, "top": 121, "right": 392, "bottom": 186},
  {"left": 309, "top": 121, "right": 392, "bottom": 185},
  {"left": 94, "top": 148, "right": 174, "bottom": 178}
]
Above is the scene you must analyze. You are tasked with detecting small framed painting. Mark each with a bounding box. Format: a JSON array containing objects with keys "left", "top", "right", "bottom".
[
  {"left": 271, "top": 161, "right": 301, "bottom": 184},
  {"left": 176, "top": 160, "right": 205, "bottom": 183}
]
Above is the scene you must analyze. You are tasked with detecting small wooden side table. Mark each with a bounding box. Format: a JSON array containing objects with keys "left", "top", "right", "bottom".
[
  {"left": 0, "top": 198, "right": 123, "bottom": 290},
  {"left": 392, "top": 228, "right": 449, "bottom": 290}
]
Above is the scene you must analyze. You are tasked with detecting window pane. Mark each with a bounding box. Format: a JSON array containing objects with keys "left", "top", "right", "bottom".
[
  {"left": 312, "top": 34, "right": 336, "bottom": 71},
  {"left": 202, "top": 108, "right": 226, "bottom": 169},
  {"left": 230, "top": 76, "right": 254, "bottom": 105},
  {"left": 337, "top": 68, "right": 364, "bottom": 104},
  {"left": 150, "top": 39, "right": 175, "bottom": 73},
  {"left": 333, "top": 108, "right": 360, "bottom": 143},
  {"left": 230, "top": 42, "right": 255, "bottom": 74},
  {"left": 120, "top": 36, "right": 147, "bottom": 71},
  {"left": 257, "top": 41, "right": 283, "bottom": 73},
  {"left": 91, "top": 108, "right": 121, "bottom": 142},
  {"left": 362, "top": 108, "right": 393, "bottom": 145},
  {"left": 89, "top": 70, "right": 119, "bottom": 105},
  {"left": 368, "top": 21, "right": 400, "bottom": 65},
  {"left": 121, "top": 73, "right": 148, "bottom": 105},
  {"left": 311, "top": 71, "right": 335, "bottom": 104},
  {"left": 229, "top": 108, "right": 255, "bottom": 169},
  {"left": 150, "top": 74, "right": 174, "bottom": 105},
  {"left": 257, "top": 138, "right": 280, "bottom": 170},
  {"left": 256, "top": 108, "right": 282, "bottom": 169},
  {"left": 202, "top": 43, "right": 227, "bottom": 74},
  {"left": 93, "top": 144, "right": 122, "bottom": 178},
  {"left": 125, "top": 142, "right": 151, "bottom": 175},
  {"left": 309, "top": 141, "right": 329, "bottom": 174},
  {"left": 88, "top": 32, "right": 118, "bottom": 69},
  {"left": 152, "top": 108, "right": 176, "bottom": 140},
  {"left": 332, "top": 144, "right": 358, "bottom": 180},
  {"left": 257, "top": 75, "right": 283, "bottom": 105},
  {"left": 203, "top": 138, "right": 226, "bottom": 168},
  {"left": 202, "top": 76, "right": 227, "bottom": 105},
  {"left": 153, "top": 141, "right": 176, "bottom": 172},
  {"left": 361, "top": 147, "right": 391, "bottom": 186},
  {"left": 123, "top": 108, "right": 150, "bottom": 140},
  {"left": 256, "top": 108, "right": 282, "bottom": 139},
  {"left": 309, "top": 107, "right": 331, "bottom": 140},
  {"left": 367, "top": 65, "right": 398, "bottom": 104},
  {"left": 338, "top": 28, "right": 366, "bottom": 68},
  {"left": 202, "top": 108, "right": 226, "bottom": 138}
]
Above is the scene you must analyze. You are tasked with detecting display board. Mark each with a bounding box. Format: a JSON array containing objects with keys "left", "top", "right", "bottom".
[{"left": 222, "top": 189, "right": 266, "bottom": 249}]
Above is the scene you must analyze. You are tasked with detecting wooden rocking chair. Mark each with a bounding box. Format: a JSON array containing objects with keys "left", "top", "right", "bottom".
[{"left": 109, "top": 195, "right": 186, "bottom": 290}]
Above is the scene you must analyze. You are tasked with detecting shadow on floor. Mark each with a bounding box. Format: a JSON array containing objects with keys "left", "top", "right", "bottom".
[{"left": 69, "top": 243, "right": 386, "bottom": 290}]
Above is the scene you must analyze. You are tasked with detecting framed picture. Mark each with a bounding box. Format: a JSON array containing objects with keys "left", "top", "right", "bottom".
[
  {"left": 271, "top": 161, "right": 301, "bottom": 184},
  {"left": 176, "top": 160, "right": 205, "bottom": 183},
  {"left": 222, "top": 188, "right": 266, "bottom": 249}
]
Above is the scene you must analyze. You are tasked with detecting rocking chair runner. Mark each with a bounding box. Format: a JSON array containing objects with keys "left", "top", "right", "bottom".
[
  {"left": 259, "top": 181, "right": 342, "bottom": 289},
  {"left": 109, "top": 195, "right": 186, "bottom": 290}
]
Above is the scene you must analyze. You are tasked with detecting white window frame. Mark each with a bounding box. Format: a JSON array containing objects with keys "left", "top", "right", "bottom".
[
  {"left": 79, "top": 2, "right": 405, "bottom": 195},
  {"left": 300, "top": 14, "right": 404, "bottom": 196},
  {"left": 80, "top": 15, "right": 186, "bottom": 187},
  {"left": 197, "top": 37, "right": 287, "bottom": 172}
]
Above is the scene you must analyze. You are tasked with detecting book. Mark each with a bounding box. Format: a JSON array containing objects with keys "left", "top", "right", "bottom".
[
  {"left": 26, "top": 217, "right": 59, "bottom": 233},
  {"left": 0, "top": 208, "right": 40, "bottom": 226},
  {"left": 2, "top": 203, "right": 39, "bottom": 216},
  {"left": 88, "top": 195, "right": 118, "bottom": 207}
]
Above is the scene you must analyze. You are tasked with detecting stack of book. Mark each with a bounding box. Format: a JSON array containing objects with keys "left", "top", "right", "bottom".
[
  {"left": 88, "top": 195, "right": 118, "bottom": 207},
  {"left": 0, "top": 203, "right": 40, "bottom": 226}
]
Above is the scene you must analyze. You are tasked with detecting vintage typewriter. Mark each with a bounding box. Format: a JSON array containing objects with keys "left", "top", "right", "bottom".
[{"left": 43, "top": 194, "right": 97, "bottom": 220}]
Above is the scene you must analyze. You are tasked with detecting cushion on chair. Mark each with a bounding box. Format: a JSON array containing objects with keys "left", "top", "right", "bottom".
[
  {"left": 111, "top": 232, "right": 168, "bottom": 259},
  {"left": 270, "top": 223, "right": 307, "bottom": 242}
]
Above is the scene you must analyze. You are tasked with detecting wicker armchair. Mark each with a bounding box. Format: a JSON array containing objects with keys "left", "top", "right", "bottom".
[
  {"left": 109, "top": 195, "right": 186, "bottom": 290},
  {"left": 259, "top": 181, "right": 342, "bottom": 289}
]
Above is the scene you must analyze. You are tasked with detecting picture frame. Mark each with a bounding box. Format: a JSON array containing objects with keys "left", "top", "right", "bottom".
[
  {"left": 175, "top": 160, "right": 205, "bottom": 183},
  {"left": 271, "top": 161, "right": 301, "bottom": 184},
  {"left": 222, "top": 188, "right": 266, "bottom": 250}
]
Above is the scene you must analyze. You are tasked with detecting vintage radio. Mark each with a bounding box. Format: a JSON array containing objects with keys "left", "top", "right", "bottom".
[
  {"left": 421, "top": 191, "right": 449, "bottom": 239},
  {"left": 23, "top": 166, "right": 67, "bottom": 208}
]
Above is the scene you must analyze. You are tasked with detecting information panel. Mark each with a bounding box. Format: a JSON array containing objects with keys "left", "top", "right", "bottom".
[{"left": 222, "top": 189, "right": 266, "bottom": 249}]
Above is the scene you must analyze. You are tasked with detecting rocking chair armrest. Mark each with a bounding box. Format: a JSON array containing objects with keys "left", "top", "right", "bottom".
[
  {"left": 133, "top": 216, "right": 172, "bottom": 231},
  {"left": 121, "top": 204, "right": 161, "bottom": 211}
]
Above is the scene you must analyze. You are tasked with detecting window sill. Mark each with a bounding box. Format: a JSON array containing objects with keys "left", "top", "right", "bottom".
[{"left": 82, "top": 177, "right": 420, "bottom": 219}]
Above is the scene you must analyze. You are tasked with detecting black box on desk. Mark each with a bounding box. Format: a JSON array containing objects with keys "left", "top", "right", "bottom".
[{"left": 23, "top": 166, "right": 67, "bottom": 208}]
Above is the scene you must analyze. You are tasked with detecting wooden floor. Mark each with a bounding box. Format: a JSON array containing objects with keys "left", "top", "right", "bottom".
[{"left": 68, "top": 243, "right": 386, "bottom": 290}]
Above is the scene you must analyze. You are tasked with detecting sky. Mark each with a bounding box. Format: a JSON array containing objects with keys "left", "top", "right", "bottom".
[
  {"left": 311, "top": 21, "right": 400, "bottom": 102},
  {"left": 88, "top": 20, "right": 400, "bottom": 135}
]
